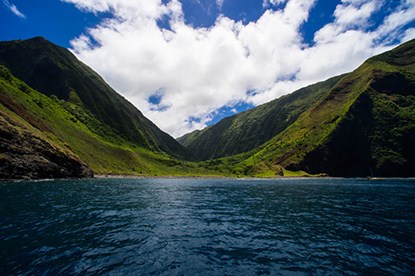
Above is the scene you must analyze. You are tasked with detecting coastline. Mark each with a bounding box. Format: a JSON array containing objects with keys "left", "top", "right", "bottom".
[{"left": 2, "top": 174, "right": 415, "bottom": 182}]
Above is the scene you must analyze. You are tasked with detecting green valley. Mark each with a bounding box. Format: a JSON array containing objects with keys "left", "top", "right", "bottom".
[
  {"left": 0, "top": 64, "right": 225, "bottom": 178},
  {"left": 183, "top": 39, "right": 415, "bottom": 177},
  {"left": 0, "top": 37, "right": 414, "bottom": 179}
]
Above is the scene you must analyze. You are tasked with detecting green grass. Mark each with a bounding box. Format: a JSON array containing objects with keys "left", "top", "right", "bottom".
[
  {"left": 0, "top": 65, "right": 230, "bottom": 177},
  {"left": 199, "top": 41, "right": 415, "bottom": 177},
  {"left": 1, "top": 38, "right": 414, "bottom": 178},
  {"left": 178, "top": 75, "right": 343, "bottom": 160},
  {"left": 282, "top": 168, "right": 312, "bottom": 177},
  {"left": 0, "top": 37, "right": 191, "bottom": 160}
]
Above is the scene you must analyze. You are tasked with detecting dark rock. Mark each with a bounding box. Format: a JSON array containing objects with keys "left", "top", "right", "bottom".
[{"left": 0, "top": 112, "right": 93, "bottom": 180}]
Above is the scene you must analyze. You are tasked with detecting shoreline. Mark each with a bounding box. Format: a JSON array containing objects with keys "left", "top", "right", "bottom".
[
  {"left": 91, "top": 175, "right": 415, "bottom": 180},
  {"left": 2, "top": 174, "right": 415, "bottom": 182},
  {"left": 93, "top": 173, "right": 326, "bottom": 180}
]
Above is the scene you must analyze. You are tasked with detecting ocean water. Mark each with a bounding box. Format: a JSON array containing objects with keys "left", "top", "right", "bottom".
[{"left": 1, "top": 177, "right": 415, "bottom": 275}]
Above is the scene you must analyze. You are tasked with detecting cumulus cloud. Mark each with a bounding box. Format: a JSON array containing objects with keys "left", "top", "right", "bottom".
[
  {"left": 2, "top": 0, "right": 25, "bottom": 18},
  {"left": 64, "top": 0, "right": 415, "bottom": 137},
  {"left": 334, "top": 1, "right": 379, "bottom": 26}
]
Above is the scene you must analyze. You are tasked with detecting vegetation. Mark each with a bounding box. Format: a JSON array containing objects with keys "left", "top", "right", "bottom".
[
  {"left": 177, "top": 75, "right": 343, "bottom": 160},
  {"left": 180, "top": 39, "right": 415, "bottom": 177},
  {"left": 0, "top": 65, "right": 225, "bottom": 178},
  {"left": 0, "top": 37, "right": 414, "bottom": 178},
  {"left": 0, "top": 37, "right": 191, "bottom": 159}
]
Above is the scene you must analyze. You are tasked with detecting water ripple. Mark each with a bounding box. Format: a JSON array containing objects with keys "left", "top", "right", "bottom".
[{"left": 1, "top": 178, "right": 415, "bottom": 275}]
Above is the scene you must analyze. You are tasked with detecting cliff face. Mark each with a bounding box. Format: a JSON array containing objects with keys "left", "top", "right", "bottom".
[
  {"left": 0, "top": 63, "right": 185, "bottom": 179},
  {"left": 1, "top": 37, "right": 414, "bottom": 178},
  {"left": 297, "top": 68, "right": 415, "bottom": 177},
  {"left": 0, "top": 113, "right": 93, "bottom": 179},
  {"left": 0, "top": 37, "right": 191, "bottom": 160},
  {"left": 180, "top": 39, "right": 415, "bottom": 177},
  {"left": 177, "top": 76, "right": 342, "bottom": 160}
]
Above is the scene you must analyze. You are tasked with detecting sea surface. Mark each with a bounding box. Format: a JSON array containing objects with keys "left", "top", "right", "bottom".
[{"left": 1, "top": 177, "right": 415, "bottom": 275}]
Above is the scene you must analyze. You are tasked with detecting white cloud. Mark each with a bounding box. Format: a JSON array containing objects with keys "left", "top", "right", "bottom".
[
  {"left": 263, "top": 0, "right": 287, "bottom": 8},
  {"left": 374, "top": 0, "right": 415, "bottom": 43},
  {"left": 334, "top": 1, "right": 379, "bottom": 26},
  {"left": 65, "top": 0, "right": 415, "bottom": 137},
  {"left": 402, "top": 27, "right": 415, "bottom": 42},
  {"left": 216, "top": 0, "right": 224, "bottom": 9},
  {"left": 2, "top": 0, "right": 25, "bottom": 18},
  {"left": 314, "top": 0, "right": 380, "bottom": 43}
]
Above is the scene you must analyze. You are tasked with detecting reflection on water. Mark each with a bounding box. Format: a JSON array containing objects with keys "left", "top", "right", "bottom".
[{"left": 1, "top": 178, "right": 415, "bottom": 274}]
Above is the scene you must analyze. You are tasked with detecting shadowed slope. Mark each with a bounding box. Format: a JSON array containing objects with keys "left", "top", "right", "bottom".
[
  {"left": 190, "top": 39, "right": 415, "bottom": 177},
  {"left": 178, "top": 75, "right": 342, "bottom": 160},
  {"left": 0, "top": 37, "right": 191, "bottom": 159}
]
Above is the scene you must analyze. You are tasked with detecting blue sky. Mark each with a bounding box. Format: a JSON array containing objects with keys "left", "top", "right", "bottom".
[
  {"left": 2, "top": 1, "right": 410, "bottom": 47},
  {"left": 1, "top": 0, "right": 415, "bottom": 137},
  {"left": 0, "top": 0, "right": 99, "bottom": 46}
]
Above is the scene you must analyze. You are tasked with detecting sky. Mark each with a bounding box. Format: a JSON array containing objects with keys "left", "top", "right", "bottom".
[{"left": 1, "top": 0, "right": 415, "bottom": 137}]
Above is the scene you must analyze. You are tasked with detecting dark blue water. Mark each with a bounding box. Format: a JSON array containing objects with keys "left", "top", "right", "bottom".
[{"left": 1, "top": 178, "right": 415, "bottom": 275}]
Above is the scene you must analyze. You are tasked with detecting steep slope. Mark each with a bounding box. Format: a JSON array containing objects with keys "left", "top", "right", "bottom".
[
  {"left": 0, "top": 65, "right": 214, "bottom": 178},
  {"left": 0, "top": 37, "right": 190, "bottom": 159},
  {"left": 0, "top": 66, "right": 93, "bottom": 179},
  {"left": 178, "top": 75, "right": 342, "bottom": 160},
  {"left": 295, "top": 40, "right": 415, "bottom": 176},
  {"left": 218, "top": 39, "right": 415, "bottom": 177},
  {"left": 0, "top": 114, "right": 93, "bottom": 179}
]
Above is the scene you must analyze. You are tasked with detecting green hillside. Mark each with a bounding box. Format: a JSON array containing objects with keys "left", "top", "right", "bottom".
[
  {"left": 0, "top": 66, "right": 93, "bottom": 179},
  {"left": 0, "top": 65, "right": 220, "bottom": 179},
  {"left": 178, "top": 75, "right": 342, "bottom": 160},
  {"left": 295, "top": 40, "right": 415, "bottom": 176},
  {"left": 0, "top": 37, "right": 191, "bottom": 159},
  {"left": 1, "top": 37, "right": 414, "bottom": 179},
  {"left": 200, "top": 39, "right": 415, "bottom": 177}
]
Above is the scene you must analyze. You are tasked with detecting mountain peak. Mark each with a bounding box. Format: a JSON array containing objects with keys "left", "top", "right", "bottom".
[
  {"left": 0, "top": 37, "right": 192, "bottom": 159},
  {"left": 370, "top": 38, "right": 415, "bottom": 68},
  {"left": 179, "top": 40, "right": 415, "bottom": 176},
  {"left": 28, "top": 36, "right": 48, "bottom": 42}
]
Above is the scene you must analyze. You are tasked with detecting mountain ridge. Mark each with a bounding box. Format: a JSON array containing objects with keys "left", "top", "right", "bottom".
[
  {"left": 0, "top": 37, "right": 414, "bottom": 178},
  {"left": 180, "top": 39, "right": 415, "bottom": 177},
  {"left": 177, "top": 75, "right": 344, "bottom": 160},
  {"left": 0, "top": 37, "right": 191, "bottom": 160},
  {"left": 0, "top": 65, "right": 93, "bottom": 179},
  {"left": 0, "top": 63, "right": 217, "bottom": 178}
]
